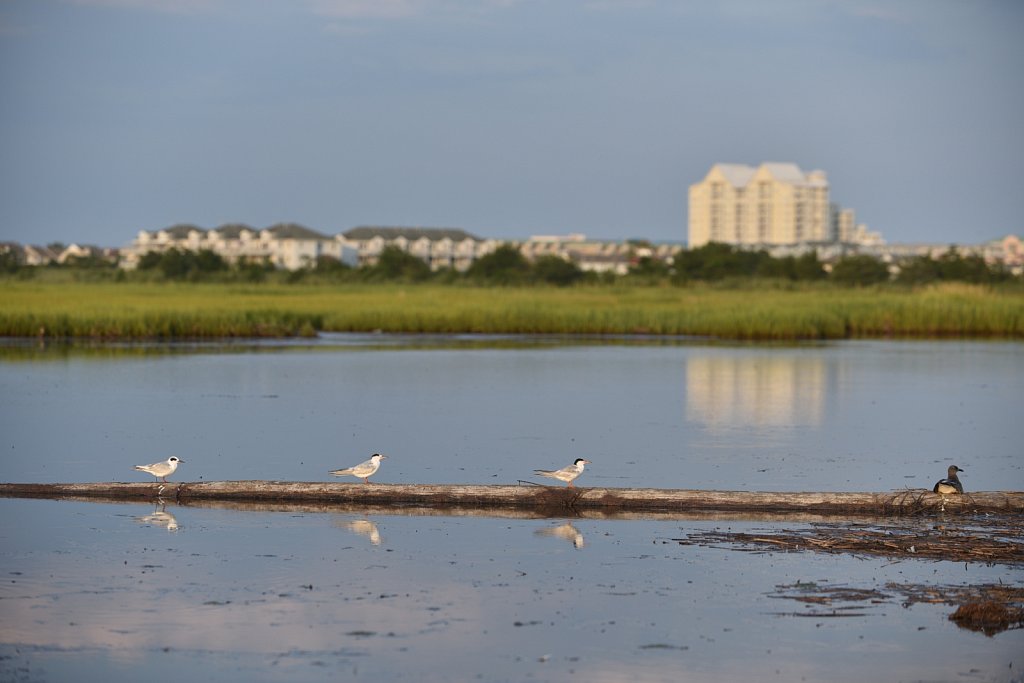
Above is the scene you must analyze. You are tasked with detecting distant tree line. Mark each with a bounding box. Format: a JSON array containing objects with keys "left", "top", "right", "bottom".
[{"left": 1, "top": 242, "right": 1017, "bottom": 287}]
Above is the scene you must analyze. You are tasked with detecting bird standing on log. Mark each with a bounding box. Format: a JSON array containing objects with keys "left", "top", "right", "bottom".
[
  {"left": 330, "top": 453, "right": 387, "bottom": 483},
  {"left": 933, "top": 465, "right": 964, "bottom": 494},
  {"left": 534, "top": 458, "right": 591, "bottom": 487},
  {"left": 133, "top": 456, "right": 184, "bottom": 483}
]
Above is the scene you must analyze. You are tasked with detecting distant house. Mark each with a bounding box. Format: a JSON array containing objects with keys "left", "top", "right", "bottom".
[
  {"left": 121, "top": 223, "right": 355, "bottom": 270},
  {"left": 341, "top": 226, "right": 492, "bottom": 271},
  {"left": 980, "top": 234, "right": 1023, "bottom": 274},
  {"left": 519, "top": 233, "right": 679, "bottom": 275},
  {"left": 204, "top": 223, "right": 261, "bottom": 264},
  {"left": 261, "top": 223, "right": 351, "bottom": 270},
  {"left": 58, "top": 243, "right": 117, "bottom": 265},
  {"left": 22, "top": 244, "right": 60, "bottom": 266},
  {"left": 0, "top": 242, "right": 31, "bottom": 271},
  {"left": 121, "top": 224, "right": 208, "bottom": 269}
]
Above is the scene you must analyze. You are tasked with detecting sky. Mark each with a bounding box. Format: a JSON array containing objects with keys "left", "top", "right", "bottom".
[{"left": 1, "top": 0, "right": 1021, "bottom": 248}]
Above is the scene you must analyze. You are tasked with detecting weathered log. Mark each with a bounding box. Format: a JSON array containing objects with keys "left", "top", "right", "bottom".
[{"left": 1, "top": 481, "right": 1021, "bottom": 516}]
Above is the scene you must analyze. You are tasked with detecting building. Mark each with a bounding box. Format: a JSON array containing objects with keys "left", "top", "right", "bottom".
[
  {"left": 121, "top": 223, "right": 356, "bottom": 270},
  {"left": 57, "top": 243, "right": 118, "bottom": 264},
  {"left": 340, "top": 226, "right": 495, "bottom": 272},
  {"left": 980, "top": 234, "right": 1023, "bottom": 274},
  {"left": 518, "top": 234, "right": 680, "bottom": 275},
  {"left": 828, "top": 205, "right": 884, "bottom": 247},
  {"left": 689, "top": 162, "right": 832, "bottom": 248},
  {"left": 832, "top": 205, "right": 856, "bottom": 243}
]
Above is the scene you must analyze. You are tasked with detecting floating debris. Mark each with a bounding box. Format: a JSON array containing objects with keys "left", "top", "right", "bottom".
[
  {"left": 766, "top": 581, "right": 1024, "bottom": 635},
  {"left": 672, "top": 516, "right": 1024, "bottom": 565},
  {"left": 949, "top": 601, "right": 1023, "bottom": 637}
]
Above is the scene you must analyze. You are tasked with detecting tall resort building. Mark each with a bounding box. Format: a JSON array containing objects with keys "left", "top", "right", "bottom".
[{"left": 688, "top": 162, "right": 832, "bottom": 248}]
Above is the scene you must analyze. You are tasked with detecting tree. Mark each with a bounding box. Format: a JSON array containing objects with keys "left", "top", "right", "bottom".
[
  {"left": 135, "top": 248, "right": 227, "bottom": 280},
  {"left": 829, "top": 254, "right": 890, "bottom": 285},
  {"left": 466, "top": 244, "right": 531, "bottom": 284},
  {"left": 533, "top": 255, "right": 584, "bottom": 286},
  {"left": 896, "top": 249, "right": 1007, "bottom": 285},
  {"left": 315, "top": 255, "right": 352, "bottom": 275},
  {"left": 136, "top": 251, "right": 165, "bottom": 271},
  {"left": 61, "top": 254, "right": 114, "bottom": 270},
  {"left": 673, "top": 242, "right": 772, "bottom": 282},
  {"left": 236, "top": 257, "right": 275, "bottom": 282},
  {"left": 363, "top": 246, "right": 431, "bottom": 281},
  {"left": 628, "top": 256, "right": 670, "bottom": 279},
  {"left": 0, "top": 249, "right": 21, "bottom": 274},
  {"left": 194, "top": 249, "right": 228, "bottom": 273},
  {"left": 154, "top": 248, "right": 192, "bottom": 279},
  {"left": 935, "top": 248, "right": 1001, "bottom": 283},
  {"left": 793, "top": 251, "right": 827, "bottom": 281},
  {"left": 895, "top": 255, "right": 941, "bottom": 285}
]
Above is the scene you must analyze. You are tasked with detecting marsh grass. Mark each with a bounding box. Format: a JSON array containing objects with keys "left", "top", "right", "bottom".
[{"left": 0, "top": 280, "right": 1021, "bottom": 340}]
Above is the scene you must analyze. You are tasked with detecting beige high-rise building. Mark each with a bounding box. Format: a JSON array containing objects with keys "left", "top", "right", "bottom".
[
  {"left": 833, "top": 205, "right": 856, "bottom": 243},
  {"left": 688, "top": 162, "right": 832, "bottom": 248}
]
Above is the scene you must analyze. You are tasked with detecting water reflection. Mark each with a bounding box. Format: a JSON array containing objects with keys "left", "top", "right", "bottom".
[
  {"left": 2, "top": 498, "right": 1022, "bottom": 683},
  {"left": 134, "top": 505, "right": 179, "bottom": 532},
  {"left": 0, "top": 332, "right": 707, "bottom": 363},
  {"left": 685, "top": 354, "right": 826, "bottom": 428},
  {"left": 336, "top": 518, "right": 382, "bottom": 545},
  {"left": 534, "top": 522, "right": 585, "bottom": 548}
]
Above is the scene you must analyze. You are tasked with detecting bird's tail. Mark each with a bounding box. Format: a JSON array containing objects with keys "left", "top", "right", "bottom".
[{"left": 329, "top": 468, "right": 354, "bottom": 476}]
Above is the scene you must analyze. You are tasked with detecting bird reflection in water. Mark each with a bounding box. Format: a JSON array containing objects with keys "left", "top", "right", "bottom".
[
  {"left": 135, "top": 505, "right": 179, "bottom": 532},
  {"left": 337, "top": 518, "right": 382, "bottom": 545},
  {"left": 535, "top": 522, "right": 585, "bottom": 549}
]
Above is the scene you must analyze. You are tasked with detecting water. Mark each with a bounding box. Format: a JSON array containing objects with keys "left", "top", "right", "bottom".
[
  {"left": 1, "top": 336, "right": 1022, "bottom": 681},
  {"left": 1, "top": 335, "right": 1021, "bottom": 490}
]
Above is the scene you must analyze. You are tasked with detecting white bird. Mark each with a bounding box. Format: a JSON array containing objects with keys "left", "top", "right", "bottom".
[
  {"left": 534, "top": 458, "right": 591, "bottom": 487},
  {"left": 133, "top": 456, "right": 184, "bottom": 483},
  {"left": 329, "top": 453, "right": 387, "bottom": 483}
]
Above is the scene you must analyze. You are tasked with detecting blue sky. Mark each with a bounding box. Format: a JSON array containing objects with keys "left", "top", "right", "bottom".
[{"left": 1, "top": 0, "right": 1021, "bottom": 247}]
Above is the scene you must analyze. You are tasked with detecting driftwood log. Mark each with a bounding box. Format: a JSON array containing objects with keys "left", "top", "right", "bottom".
[{"left": 1, "top": 481, "right": 1022, "bottom": 516}]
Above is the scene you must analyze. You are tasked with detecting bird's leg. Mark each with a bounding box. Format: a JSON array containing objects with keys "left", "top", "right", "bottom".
[{"left": 567, "top": 482, "right": 575, "bottom": 488}]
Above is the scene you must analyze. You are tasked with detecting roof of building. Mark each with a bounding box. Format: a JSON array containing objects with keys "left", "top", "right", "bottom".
[
  {"left": 760, "top": 162, "right": 809, "bottom": 184},
  {"left": 344, "top": 226, "right": 482, "bottom": 242},
  {"left": 264, "top": 223, "right": 330, "bottom": 240},
  {"left": 712, "top": 163, "right": 758, "bottom": 187},
  {"left": 711, "top": 162, "right": 828, "bottom": 188},
  {"left": 157, "top": 224, "right": 207, "bottom": 238},
  {"left": 212, "top": 223, "right": 257, "bottom": 238}
]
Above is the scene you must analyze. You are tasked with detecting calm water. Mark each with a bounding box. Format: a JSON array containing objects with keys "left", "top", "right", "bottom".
[
  {"left": 1, "top": 335, "right": 1021, "bottom": 490},
  {"left": 1, "top": 336, "right": 1022, "bottom": 681}
]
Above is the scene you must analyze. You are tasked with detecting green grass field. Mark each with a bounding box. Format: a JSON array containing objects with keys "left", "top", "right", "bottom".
[{"left": 1, "top": 280, "right": 1022, "bottom": 340}]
